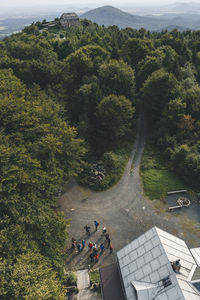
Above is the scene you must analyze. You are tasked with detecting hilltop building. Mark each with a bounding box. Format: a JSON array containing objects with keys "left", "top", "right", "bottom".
[
  {"left": 60, "top": 13, "right": 80, "bottom": 28},
  {"left": 100, "top": 227, "right": 200, "bottom": 300}
]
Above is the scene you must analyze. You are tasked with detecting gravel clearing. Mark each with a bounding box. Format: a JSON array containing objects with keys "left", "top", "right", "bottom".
[{"left": 58, "top": 116, "right": 193, "bottom": 271}]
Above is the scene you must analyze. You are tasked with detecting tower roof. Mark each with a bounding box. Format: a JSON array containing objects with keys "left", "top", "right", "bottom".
[{"left": 117, "top": 227, "right": 200, "bottom": 300}]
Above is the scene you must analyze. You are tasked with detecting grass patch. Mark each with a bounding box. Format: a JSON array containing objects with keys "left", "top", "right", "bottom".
[
  {"left": 89, "top": 269, "right": 101, "bottom": 291},
  {"left": 89, "top": 269, "right": 100, "bottom": 285},
  {"left": 140, "top": 143, "right": 187, "bottom": 200},
  {"left": 177, "top": 216, "right": 200, "bottom": 246}
]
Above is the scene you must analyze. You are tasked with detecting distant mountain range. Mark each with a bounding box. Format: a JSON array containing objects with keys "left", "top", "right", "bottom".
[
  {"left": 81, "top": 6, "right": 167, "bottom": 31},
  {"left": 166, "top": 1, "right": 200, "bottom": 14},
  {"left": 2, "top": 2, "right": 200, "bottom": 39},
  {"left": 80, "top": 5, "right": 200, "bottom": 31}
]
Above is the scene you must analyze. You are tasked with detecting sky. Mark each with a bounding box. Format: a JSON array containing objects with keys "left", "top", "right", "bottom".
[{"left": 0, "top": 0, "right": 198, "bottom": 7}]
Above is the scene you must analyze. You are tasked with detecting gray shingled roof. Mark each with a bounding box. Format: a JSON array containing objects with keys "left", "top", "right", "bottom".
[
  {"left": 117, "top": 227, "right": 200, "bottom": 300},
  {"left": 60, "top": 13, "right": 79, "bottom": 20},
  {"left": 191, "top": 248, "right": 200, "bottom": 266}
]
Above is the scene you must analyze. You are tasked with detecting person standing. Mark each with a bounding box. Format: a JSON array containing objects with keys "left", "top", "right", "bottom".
[
  {"left": 90, "top": 253, "right": 94, "bottom": 263},
  {"left": 109, "top": 244, "right": 113, "bottom": 254},
  {"left": 82, "top": 239, "right": 85, "bottom": 249},
  {"left": 105, "top": 233, "right": 109, "bottom": 240},
  {"left": 107, "top": 237, "right": 111, "bottom": 247},
  {"left": 88, "top": 241, "right": 93, "bottom": 251},
  {"left": 93, "top": 246, "right": 98, "bottom": 255},
  {"left": 94, "top": 220, "right": 99, "bottom": 231},
  {"left": 77, "top": 243, "right": 82, "bottom": 253},
  {"left": 71, "top": 237, "right": 76, "bottom": 249},
  {"left": 95, "top": 253, "right": 99, "bottom": 263},
  {"left": 100, "top": 243, "right": 105, "bottom": 253},
  {"left": 84, "top": 225, "right": 91, "bottom": 235},
  {"left": 102, "top": 227, "right": 107, "bottom": 235}
]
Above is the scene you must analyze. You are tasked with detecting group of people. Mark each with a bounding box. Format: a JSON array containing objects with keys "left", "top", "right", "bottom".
[
  {"left": 88, "top": 242, "right": 100, "bottom": 263},
  {"left": 71, "top": 237, "right": 85, "bottom": 252},
  {"left": 71, "top": 220, "right": 113, "bottom": 264},
  {"left": 83, "top": 220, "right": 99, "bottom": 235}
]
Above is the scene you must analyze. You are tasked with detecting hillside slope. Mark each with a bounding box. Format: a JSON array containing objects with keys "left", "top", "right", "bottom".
[
  {"left": 81, "top": 5, "right": 200, "bottom": 30},
  {"left": 80, "top": 5, "right": 169, "bottom": 30}
]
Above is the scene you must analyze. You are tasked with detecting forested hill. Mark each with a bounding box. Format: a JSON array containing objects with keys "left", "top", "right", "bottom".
[
  {"left": 80, "top": 5, "right": 169, "bottom": 30},
  {"left": 0, "top": 19, "right": 200, "bottom": 298},
  {"left": 80, "top": 5, "right": 200, "bottom": 30}
]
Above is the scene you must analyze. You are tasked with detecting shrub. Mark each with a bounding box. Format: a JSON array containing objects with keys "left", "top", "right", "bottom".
[
  {"left": 67, "top": 286, "right": 79, "bottom": 294},
  {"left": 62, "top": 272, "right": 77, "bottom": 287},
  {"left": 103, "top": 151, "right": 119, "bottom": 170}
]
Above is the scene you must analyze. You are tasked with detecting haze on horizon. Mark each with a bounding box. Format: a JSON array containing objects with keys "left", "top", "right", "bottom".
[{"left": 0, "top": 0, "right": 199, "bottom": 7}]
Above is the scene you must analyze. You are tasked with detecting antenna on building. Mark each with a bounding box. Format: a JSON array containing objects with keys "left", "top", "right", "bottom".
[
  {"left": 162, "top": 276, "right": 172, "bottom": 288},
  {"left": 151, "top": 276, "right": 172, "bottom": 299}
]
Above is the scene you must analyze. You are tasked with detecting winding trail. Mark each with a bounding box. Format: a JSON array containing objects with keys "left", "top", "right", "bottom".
[{"left": 58, "top": 115, "right": 179, "bottom": 270}]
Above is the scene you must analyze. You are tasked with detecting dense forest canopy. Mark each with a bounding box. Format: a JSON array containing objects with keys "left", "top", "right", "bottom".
[{"left": 0, "top": 19, "right": 200, "bottom": 298}]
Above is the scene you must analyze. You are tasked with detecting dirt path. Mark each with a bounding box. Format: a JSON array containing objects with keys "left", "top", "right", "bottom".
[{"left": 58, "top": 116, "right": 180, "bottom": 271}]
